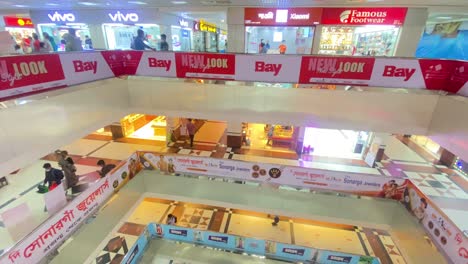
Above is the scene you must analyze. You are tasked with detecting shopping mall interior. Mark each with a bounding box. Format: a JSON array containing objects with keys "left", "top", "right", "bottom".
[{"left": 0, "top": 1, "right": 467, "bottom": 264}]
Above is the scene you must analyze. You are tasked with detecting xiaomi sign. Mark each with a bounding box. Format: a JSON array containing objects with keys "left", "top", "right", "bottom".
[{"left": 244, "top": 8, "right": 322, "bottom": 26}]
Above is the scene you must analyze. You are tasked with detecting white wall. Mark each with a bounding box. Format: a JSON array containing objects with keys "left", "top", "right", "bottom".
[
  {"left": 429, "top": 95, "right": 468, "bottom": 162},
  {"left": 128, "top": 79, "right": 439, "bottom": 134},
  {"left": 227, "top": 7, "right": 245, "bottom": 53}
]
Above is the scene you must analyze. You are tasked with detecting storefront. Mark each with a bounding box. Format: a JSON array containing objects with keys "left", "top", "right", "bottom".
[
  {"left": 171, "top": 18, "right": 193, "bottom": 51},
  {"left": 30, "top": 9, "right": 164, "bottom": 50},
  {"left": 243, "top": 8, "right": 322, "bottom": 54},
  {"left": 30, "top": 10, "right": 93, "bottom": 51},
  {"left": 193, "top": 20, "right": 221, "bottom": 52},
  {"left": 318, "top": 7, "right": 407, "bottom": 56},
  {"left": 3, "top": 16, "right": 36, "bottom": 50},
  {"left": 93, "top": 114, "right": 167, "bottom": 141},
  {"left": 242, "top": 123, "right": 298, "bottom": 152},
  {"left": 410, "top": 135, "right": 441, "bottom": 158},
  {"left": 302, "top": 128, "right": 370, "bottom": 159},
  {"left": 102, "top": 10, "right": 162, "bottom": 50}
]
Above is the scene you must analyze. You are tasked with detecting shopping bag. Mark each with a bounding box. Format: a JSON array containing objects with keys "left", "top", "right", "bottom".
[{"left": 37, "top": 184, "right": 48, "bottom": 194}]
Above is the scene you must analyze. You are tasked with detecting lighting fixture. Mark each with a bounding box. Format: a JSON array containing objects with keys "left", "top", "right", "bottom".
[
  {"left": 171, "top": 0, "right": 187, "bottom": 4},
  {"left": 45, "top": 3, "right": 59, "bottom": 6},
  {"left": 78, "top": 1, "right": 98, "bottom": 5},
  {"left": 128, "top": 1, "right": 147, "bottom": 4},
  {"left": 13, "top": 4, "right": 27, "bottom": 7},
  {"left": 436, "top": 16, "right": 453, "bottom": 20}
]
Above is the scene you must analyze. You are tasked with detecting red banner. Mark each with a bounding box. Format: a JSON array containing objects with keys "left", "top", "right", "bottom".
[
  {"left": 321, "top": 8, "right": 408, "bottom": 26},
  {"left": 299, "top": 56, "right": 375, "bottom": 85},
  {"left": 174, "top": 53, "right": 236, "bottom": 80},
  {"left": 244, "top": 8, "right": 322, "bottom": 26},
  {"left": 3, "top": 16, "right": 34, "bottom": 28},
  {"left": 0, "top": 51, "right": 467, "bottom": 102},
  {"left": 0, "top": 55, "right": 65, "bottom": 89}
]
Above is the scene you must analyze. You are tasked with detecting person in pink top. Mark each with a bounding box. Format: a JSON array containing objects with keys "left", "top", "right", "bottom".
[{"left": 186, "top": 119, "right": 196, "bottom": 148}]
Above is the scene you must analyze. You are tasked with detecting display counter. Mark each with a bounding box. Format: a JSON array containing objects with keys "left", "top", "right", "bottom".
[
  {"left": 151, "top": 116, "right": 167, "bottom": 137},
  {"left": 272, "top": 126, "right": 294, "bottom": 148}
]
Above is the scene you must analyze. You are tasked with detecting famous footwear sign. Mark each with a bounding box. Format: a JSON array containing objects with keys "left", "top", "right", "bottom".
[{"left": 321, "top": 7, "right": 408, "bottom": 26}]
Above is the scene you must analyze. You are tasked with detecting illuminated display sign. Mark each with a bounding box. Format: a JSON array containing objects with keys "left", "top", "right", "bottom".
[
  {"left": 199, "top": 20, "right": 217, "bottom": 33},
  {"left": 108, "top": 11, "right": 139, "bottom": 22},
  {"left": 47, "top": 11, "right": 76, "bottom": 22},
  {"left": 3, "top": 16, "right": 34, "bottom": 28},
  {"left": 245, "top": 8, "right": 322, "bottom": 26}
]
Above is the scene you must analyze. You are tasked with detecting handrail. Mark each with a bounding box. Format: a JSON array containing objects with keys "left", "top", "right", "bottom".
[
  {"left": 120, "top": 223, "right": 382, "bottom": 264},
  {"left": 0, "top": 51, "right": 466, "bottom": 103},
  {"left": 0, "top": 150, "right": 465, "bottom": 264}
]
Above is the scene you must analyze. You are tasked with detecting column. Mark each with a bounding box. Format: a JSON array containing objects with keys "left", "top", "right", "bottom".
[
  {"left": 394, "top": 8, "right": 428, "bottom": 57},
  {"left": 365, "top": 133, "right": 390, "bottom": 167},
  {"left": 227, "top": 7, "right": 245, "bottom": 53},
  {"left": 165, "top": 117, "right": 179, "bottom": 145},
  {"left": 88, "top": 24, "right": 107, "bottom": 50},
  {"left": 311, "top": 25, "right": 323, "bottom": 55},
  {"left": 227, "top": 122, "right": 242, "bottom": 148}
]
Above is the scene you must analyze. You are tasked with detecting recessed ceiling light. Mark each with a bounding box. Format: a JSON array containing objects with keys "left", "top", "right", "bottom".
[
  {"left": 13, "top": 4, "right": 27, "bottom": 7},
  {"left": 436, "top": 16, "right": 453, "bottom": 19},
  {"left": 171, "top": 1, "right": 187, "bottom": 4},
  {"left": 220, "top": 19, "right": 225, "bottom": 22},
  {"left": 128, "top": 1, "right": 147, "bottom": 4},
  {"left": 78, "top": 1, "right": 98, "bottom": 5}
]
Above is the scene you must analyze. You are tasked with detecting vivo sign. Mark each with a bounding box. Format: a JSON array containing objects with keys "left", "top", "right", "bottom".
[
  {"left": 48, "top": 12, "right": 76, "bottom": 22},
  {"left": 108, "top": 11, "right": 139, "bottom": 22}
]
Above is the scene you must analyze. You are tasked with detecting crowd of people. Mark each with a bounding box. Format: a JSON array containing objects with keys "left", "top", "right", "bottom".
[{"left": 14, "top": 28, "right": 88, "bottom": 54}]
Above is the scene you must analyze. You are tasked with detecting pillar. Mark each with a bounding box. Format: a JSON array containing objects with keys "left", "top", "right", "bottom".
[
  {"left": 227, "top": 7, "right": 245, "bottom": 53},
  {"left": 165, "top": 117, "right": 179, "bottom": 145},
  {"left": 394, "top": 8, "right": 428, "bottom": 57},
  {"left": 227, "top": 122, "right": 242, "bottom": 148},
  {"left": 364, "top": 133, "right": 389, "bottom": 167}
]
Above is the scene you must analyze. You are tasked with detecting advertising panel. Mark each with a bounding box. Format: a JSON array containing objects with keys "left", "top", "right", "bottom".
[
  {"left": 317, "top": 250, "right": 380, "bottom": 264},
  {"left": 272, "top": 242, "right": 315, "bottom": 262},
  {"left": 121, "top": 227, "right": 151, "bottom": 264},
  {"left": 0, "top": 54, "right": 66, "bottom": 99},
  {"left": 59, "top": 53, "right": 115, "bottom": 86},
  {"left": 244, "top": 8, "right": 322, "bottom": 26},
  {"left": 403, "top": 183, "right": 468, "bottom": 264},
  {"left": 174, "top": 53, "right": 236, "bottom": 80},
  {"left": 369, "top": 58, "right": 425, "bottom": 89},
  {"left": 235, "top": 54, "right": 301, "bottom": 83},
  {"left": 298, "top": 56, "right": 375, "bottom": 85},
  {"left": 0, "top": 154, "right": 142, "bottom": 264},
  {"left": 136, "top": 52, "right": 177, "bottom": 78},
  {"left": 138, "top": 151, "right": 407, "bottom": 200},
  {"left": 320, "top": 8, "right": 408, "bottom": 26}
]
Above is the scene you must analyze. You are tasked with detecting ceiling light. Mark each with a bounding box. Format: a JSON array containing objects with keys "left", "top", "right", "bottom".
[
  {"left": 78, "top": 1, "right": 98, "bottom": 5},
  {"left": 128, "top": 1, "right": 147, "bottom": 4},
  {"left": 220, "top": 19, "right": 225, "bottom": 22},
  {"left": 46, "top": 3, "right": 59, "bottom": 5},
  {"left": 171, "top": 0, "right": 187, "bottom": 4},
  {"left": 13, "top": 4, "right": 27, "bottom": 7},
  {"left": 436, "top": 16, "right": 453, "bottom": 19}
]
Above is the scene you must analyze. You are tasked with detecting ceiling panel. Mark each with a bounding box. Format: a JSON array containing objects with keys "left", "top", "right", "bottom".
[{"left": 0, "top": 0, "right": 467, "bottom": 10}]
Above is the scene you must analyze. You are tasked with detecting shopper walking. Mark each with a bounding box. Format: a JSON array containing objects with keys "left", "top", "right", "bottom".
[
  {"left": 271, "top": 215, "right": 280, "bottom": 226},
  {"left": 42, "top": 163, "right": 64, "bottom": 189},
  {"left": 159, "top": 34, "right": 169, "bottom": 51},
  {"left": 132, "top": 29, "right": 156, "bottom": 51},
  {"left": 41, "top": 32, "right": 53, "bottom": 52},
  {"left": 32, "top": 33, "right": 41, "bottom": 53},
  {"left": 55, "top": 150, "right": 79, "bottom": 191},
  {"left": 85, "top": 35, "right": 93, "bottom": 49},
  {"left": 166, "top": 213, "right": 177, "bottom": 225},
  {"left": 186, "top": 119, "right": 196, "bottom": 148},
  {"left": 279, "top": 40, "right": 287, "bottom": 54},
  {"left": 97, "top": 160, "right": 116, "bottom": 178}
]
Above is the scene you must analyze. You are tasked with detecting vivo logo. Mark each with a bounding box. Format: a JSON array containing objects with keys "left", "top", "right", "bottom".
[
  {"left": 108, "top": 11, "right": 139, "bottom": 22},
  {"left": 48, "top": 12, "right": 76, "bottom": 22},
  {"left": 179, "top": 19, "right": 189, "bottom": 27}
]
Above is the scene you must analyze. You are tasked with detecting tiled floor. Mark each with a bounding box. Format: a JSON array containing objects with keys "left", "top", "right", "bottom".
[{"left": 93, "top": 197, "right": 406, "bottom": 264}]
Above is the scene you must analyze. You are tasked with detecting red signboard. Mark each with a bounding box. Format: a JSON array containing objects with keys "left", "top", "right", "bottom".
[
  {"left": 244, "top": 8, "right": 322, "bottom": 26},
  {"left": 0, "top": 55, "right": 65, "bottom": 90},
  {"left": 175, "top": 53, "right": 236, "bottom": 80},
  {"left": 321, "top": 8, "right": 408, "bottom": 26},
  {"left": 299, "top": 56, "right": 376, "bottom": 85},
  {"left": 3, "top": 16, "right": 34, "bottom": 28}
]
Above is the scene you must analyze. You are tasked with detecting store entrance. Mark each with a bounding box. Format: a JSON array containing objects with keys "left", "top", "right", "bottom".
[
  {"left": 245, "top": 26, "right": 314, "bottom": 54},
  {"left": 302, "top": 128, "right": 369, "bottom": 160},
  {"left": 242, "top": 123, "right": 297, "bottom": 153}
]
